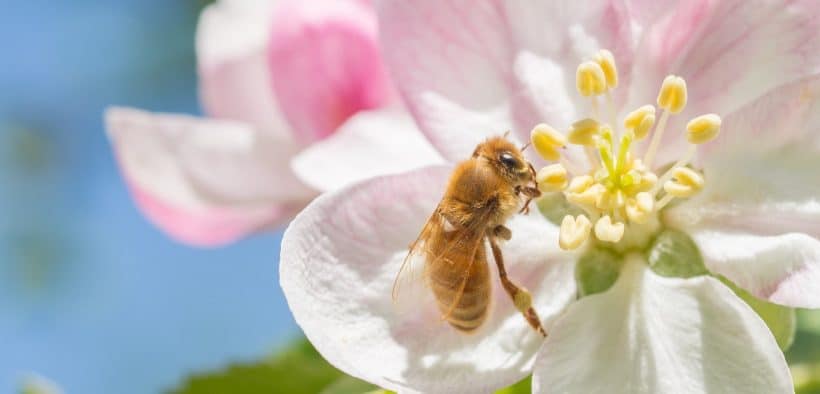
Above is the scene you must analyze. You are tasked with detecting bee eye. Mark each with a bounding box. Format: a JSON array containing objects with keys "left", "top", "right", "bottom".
[{"left": 499, "top": 152, "right": 519, "bottom": 169}]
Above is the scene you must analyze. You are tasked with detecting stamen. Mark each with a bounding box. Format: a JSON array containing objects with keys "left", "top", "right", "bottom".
[
  {"left": 686, "top": 114, "right": 722, "bottom": 144},
  {"left": 536, "top": 164, "right": 569, "bottom": 192},
  {"left": 568, "top": 118, "right": 600, "bottom": 146},
  {"left": 595, "top": 49, "right": 618, "bottom": 90},
  {"left": 642, "top": 109, "right": 669, "bottom": 168},
  {"left": 662, "top": 167, "right": 704, "bottom": 198},
  {"left": 594, "top": 215, "right": 625, "bottom": 243},
  {"left": 559, "top": 214, "right": 592, "bottom": 250},
  {"left": 625, "top": 192, "right": 654, "bottom": 224},
  {"left": 624, "top": 105, "right": 656, "bottom": 140},
  {"left": 530, "top": 123, "right": 566, "bottom": 161},
  {"left": 657, "top": 75, "right": 687, "bottom": 114},
  {"left": 576, "top": 61, "right": 607, "bottom": 97}
]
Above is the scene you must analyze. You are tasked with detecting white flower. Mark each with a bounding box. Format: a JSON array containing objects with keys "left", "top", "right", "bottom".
[{"left": 281, "top": 0, "right": 820, "bottom": 392}]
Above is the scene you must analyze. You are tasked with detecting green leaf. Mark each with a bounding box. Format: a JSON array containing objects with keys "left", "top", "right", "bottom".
[
  {"left": 721, "top": 279, "right": 796, "bottom": 351},
  {"left": 168, "top": 338, "right": 376, "bottom": 394},
  {"left": 495, "top": 376, "right": 531, "bottom": 394},
  {"left": 792, "top": 364, "right": 820, "bottom": 394},
  {"left": 646, "top": 229, "right": 707, "bottom": 278},
  {"left": 575, "top": 246, "right": 622, "bottom": 297},
  {"left": 319, "top": 376, "right": 381, "bottom": 394}
]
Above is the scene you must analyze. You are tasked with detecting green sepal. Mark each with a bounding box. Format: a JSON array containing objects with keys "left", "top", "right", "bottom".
[
  {"left": 576, "top": 246, "right": 623, "bottom": 297},
  {"left": 536, "top": 193, "right": 583, "bottom": 226},
  {"left": 646, "top": 229, "right": 707, "bottom": 278},
  {"left": 721, "top": 278, "right": 796, "bottom": 351},
  {"left": 495, "top": 376, "right": 531, "bottom": 394}
]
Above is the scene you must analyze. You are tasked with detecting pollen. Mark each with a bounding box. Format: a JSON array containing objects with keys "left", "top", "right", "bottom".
[{"left": 531, "top": 49, "right": 722, "bottom": 250}]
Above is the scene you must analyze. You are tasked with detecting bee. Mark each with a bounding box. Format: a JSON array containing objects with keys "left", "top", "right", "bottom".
[{"left": 393, "top": 135, "right": 546, "bottom": 336}]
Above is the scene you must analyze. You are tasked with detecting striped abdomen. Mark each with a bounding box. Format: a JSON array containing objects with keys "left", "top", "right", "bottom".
[{"left": 426, "top": 234, "right": 491, "bottom": 332}]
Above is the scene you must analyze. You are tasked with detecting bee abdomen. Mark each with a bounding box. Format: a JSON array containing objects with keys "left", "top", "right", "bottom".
[{"left": 429, "top": 257, "right": 491, "bottom": 332}]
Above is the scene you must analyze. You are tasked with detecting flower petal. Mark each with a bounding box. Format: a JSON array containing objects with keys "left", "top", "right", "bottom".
[
  {"left": 627, "top": 0, "right": 820, "bottom": 161},
  {"left": 533, "top": 258, "right": 792, "bottom": 394},
  {"left": 689, "top": 231, "right": 820, "bottom": 309},
  {"left": 196, "top": 0, "right": 293, "bottom": 138},
  {"left": 268, "top": 0, "right": 394, "bottom": 143},
  {"left": 378, "top": 0, "right": 635, "bottom": 161},
  {"left": 663, "top": 76, "right": 820, "bottom": 307},
  {"left": 290, "top": 109, "right": 445, "bottom": 192},
  {"left": 280, "top": 166, "right": 577, "bottom": 393},
  {"left": 105, "top": 107, "right": 312, "bottom": 246}
]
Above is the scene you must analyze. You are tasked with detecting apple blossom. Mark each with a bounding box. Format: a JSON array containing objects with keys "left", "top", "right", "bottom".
[
  {"left": 281, "top": 0, "right": 820, "bottom": 393},
  {"left": 104, "top": 0, "right": 441, "bottom": 247}
]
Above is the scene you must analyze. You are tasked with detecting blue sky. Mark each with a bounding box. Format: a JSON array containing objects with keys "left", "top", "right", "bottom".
[{"left": 0, "top": 1, "right": 300, "bottom": 392}]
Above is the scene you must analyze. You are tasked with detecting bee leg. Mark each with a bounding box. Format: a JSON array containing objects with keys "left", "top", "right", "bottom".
[
  {"left": 493, "top": 225, "right": 512, "bottom": 241},
  {"left": 488, "top": 236, "right": 547, "bottom": 337},
  {"left": 516, "top": 185, "right": 542, "bottom": 214}
]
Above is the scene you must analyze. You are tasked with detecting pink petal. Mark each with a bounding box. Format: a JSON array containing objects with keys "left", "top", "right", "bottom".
[
  {"left": 378, "top": 0, "right": 636, "bottom": 161},
  {"left": 290, "top": 108, "right": 444, "bottom": 192},
  {"left": 128, "top": 178, "right": 297, "bottom": 247},
  {"left": 196, "top": 0, "right": 292, "bottom": 138},
  {"left": 280, "top": 166, "right": 577, "bottom": 392},
  {"left": 105, "top": 107, "right": 314, "bottom": 247},
  {"left": 627, "top": 0, "right": 820, "bottom": 161},
  {"left": 533, "top": 259, "right": 792, "bottom": 393},
  {"left": 268, "top": 0, "right": 394, "bottom": 143}
]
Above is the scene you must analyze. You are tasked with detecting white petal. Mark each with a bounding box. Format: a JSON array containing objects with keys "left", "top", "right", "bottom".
[
  {"left": 196, "top": 0, "right": 277, "bottom": 70},
  {"left": 690, "top": 231, "right": 820, "bottom": 309},
  {"left": 378, "top": 0, "right": 636, "bottom": 161},
  {"left": 290, "top": 109, "right": 445, "bottom": 192},
  {"left": 105, "top": 107, "right": 312, "bottom": 246},
  {"left": 280, "top": 167, "right": 577, "bottom": 393},
  {"left": 533, "top": 258, "right": 792, "bottom": 394}
]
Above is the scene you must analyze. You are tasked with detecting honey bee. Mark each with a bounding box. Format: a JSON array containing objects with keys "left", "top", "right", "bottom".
[{"left": 393, "top": 135, "right": 546, "bottom": 336}]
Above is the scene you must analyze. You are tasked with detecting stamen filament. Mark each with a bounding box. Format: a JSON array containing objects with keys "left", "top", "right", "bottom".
[
  {"left": 651, "top": 144, "right": 697, "bottom": 195},
  {"left": 656, "top": 193, "right": 675, "bottom": 210},
  {"left": 643, "top": 109, "right": 669, "bottom": 168}
]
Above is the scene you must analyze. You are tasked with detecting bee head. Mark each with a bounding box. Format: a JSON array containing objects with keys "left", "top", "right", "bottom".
[{"left": 473, "top": 136, "right": 533, "bottom": 185}]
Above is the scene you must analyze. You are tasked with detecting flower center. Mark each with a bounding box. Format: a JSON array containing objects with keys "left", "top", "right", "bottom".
[{"left": 530, "top": 49, "right": 721, "bottom": 251}]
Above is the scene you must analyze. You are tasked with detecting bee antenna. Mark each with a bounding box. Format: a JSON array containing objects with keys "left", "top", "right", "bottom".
[
  {"left": 503, "top": 130, "right": 511, "bottom": 138},
  {"left": 521, "top": 142, "right": 531, "bottom": 152}
]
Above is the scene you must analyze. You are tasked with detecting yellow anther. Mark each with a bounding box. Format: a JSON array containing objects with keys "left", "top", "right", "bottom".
[
  {"left": 625, "top": 192, "right": 654, "bottom": 224},
  {"left": 568, "top": 118, "right": 601, "bottom": 146},
  {"left": 576, "top": 61, "right": 607, "bottom": 97},
  {"left": 624, "top": 105, "right": 656, "bottom": 139},
  {"left": 530, "top": 123, "right": 567, "bottom": 161},
  {"left": 594, "top": 215, "right": 625, "bottom": 243},
  {"left": 664, "top": 167, "right": 704, "bottom": 198},
  {"left": 567, "top": 183, "right": 605, "bottom": 207},
  {"left": 657, "top": 75, "right": 687, "bottom": 114},
  {"left": 686, "top": 113, "right": 721, "bottom": 144},
  {"left": 536, "top": 164, "right": 568, "bottom": 192},
  {"left": 559, "top": 214, "right": 592, "bottom": 250},
  {"left": 637, "top": 171, "right": 657, "bottom": 191},
  {"left": 595, "top": 49, "right": 618, "bottom": 89},
  {"left": 567, "top": 175, "right": 594, "bottom": 194}
]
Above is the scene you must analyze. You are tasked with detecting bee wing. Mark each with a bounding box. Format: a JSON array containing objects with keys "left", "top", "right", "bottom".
[
  {"left": 426, "top": 206, "right": 495, "bottom": 323},
  {"left": 391, "top": 209, "right": 441, "bottom": 302}
]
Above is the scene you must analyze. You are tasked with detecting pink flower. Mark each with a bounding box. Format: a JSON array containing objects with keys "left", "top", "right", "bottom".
[
  {"left": 105, "top": 0, "right": 442, "bottom": 247},
  {"left": 280, "top": 0, "right": 820, "bottom": 392}
]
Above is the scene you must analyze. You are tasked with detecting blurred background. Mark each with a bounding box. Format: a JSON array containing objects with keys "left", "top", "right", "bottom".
[
  {"left": 0, "top": 1, "right": 304, "bottom": 393},
  {"left": 3, "top": 1, "right": 820, "bottom": 394}
]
